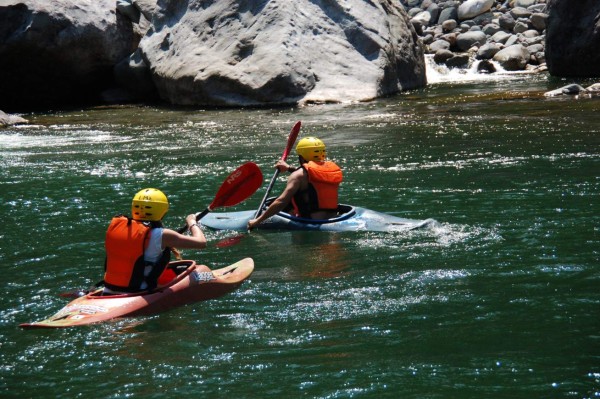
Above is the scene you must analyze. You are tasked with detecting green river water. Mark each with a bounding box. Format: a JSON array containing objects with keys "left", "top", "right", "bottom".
[{"left": 1, "top": 71, "right": 599, "bottom": 398}]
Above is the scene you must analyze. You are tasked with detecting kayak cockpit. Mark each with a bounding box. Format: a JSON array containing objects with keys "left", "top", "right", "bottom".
[
  {"left": 88, "top": 260, "right": 197, "bottom": 298},
  {"left": 269, "top": 199, "right": 356, "bottom": 225}
]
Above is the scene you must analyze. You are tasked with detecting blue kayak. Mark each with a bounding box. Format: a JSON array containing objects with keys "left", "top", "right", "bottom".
[{"left": 201, "top": 201, "right": 438, "bottom": 232}]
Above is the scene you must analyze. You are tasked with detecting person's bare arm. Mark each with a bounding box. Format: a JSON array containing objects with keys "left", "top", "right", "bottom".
[
  {"left": 162, "top": 214, "right": 207, "bottom": 249},
  {"left": 247, "top": 171, "right": 303, "bottom": 230}
]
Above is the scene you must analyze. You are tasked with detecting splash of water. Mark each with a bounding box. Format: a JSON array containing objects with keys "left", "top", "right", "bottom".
[{"left": 425, "top": 54, "right": 529, "bottom": 84}]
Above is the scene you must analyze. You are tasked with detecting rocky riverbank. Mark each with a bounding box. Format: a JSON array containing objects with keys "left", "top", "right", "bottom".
[
  {"left": 1, "top": 0, "right": 599, "bottom": 118},
  {"left": 402, "top": 0, "right": 548, "bottom": 73},
  {"left": 401, "top": 0, "right": 600, "bottom": 97}
]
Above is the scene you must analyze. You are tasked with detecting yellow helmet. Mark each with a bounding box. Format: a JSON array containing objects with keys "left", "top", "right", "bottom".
[
  {"left": 131, "top": 188, "right": 169, "bottom": 221},
  {"left": 296, "top": 137, "right": 326, "bottom": 162}
]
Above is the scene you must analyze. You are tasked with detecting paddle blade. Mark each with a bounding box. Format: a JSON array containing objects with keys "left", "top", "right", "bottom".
[
  {"left": 209, "top": 162, "right": 263, "bottom": 209},
  {"left": 281, "top": 121, "right": 302, "bottom": 161},
  {"left": 215, "top": 233, "right": 246, "bottom": 248}
]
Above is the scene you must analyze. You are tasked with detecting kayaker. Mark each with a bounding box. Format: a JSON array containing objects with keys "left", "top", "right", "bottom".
[
  {"left": 103, "top": 188, "right": 208, "bottom": 294},
  {"left": 247, "top": 137, "right": 343, "bottom": 230}
]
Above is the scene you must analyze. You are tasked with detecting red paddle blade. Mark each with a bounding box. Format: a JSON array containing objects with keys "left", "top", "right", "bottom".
[
  {"left": 215, "top": 233, "right": 246, "bottom": 248},
  {"left": 281, "top": 121, "right": 302, "bottom": 161},
  {"left": 209, "top": 162, "right": 263, "bottom": 209}
]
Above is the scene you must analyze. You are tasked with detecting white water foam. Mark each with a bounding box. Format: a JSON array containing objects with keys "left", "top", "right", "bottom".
[{"left": 425, "top": 54, "right": 531, "bottom": 84}]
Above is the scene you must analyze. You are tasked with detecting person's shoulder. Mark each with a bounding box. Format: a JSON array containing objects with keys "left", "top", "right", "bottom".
[{"left": 290, "top": 167, "right": 307, "bottom": 179}]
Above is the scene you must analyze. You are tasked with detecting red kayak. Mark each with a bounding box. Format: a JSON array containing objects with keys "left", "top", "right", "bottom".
[{"left": 20, "top": 258, "right": 254, "bottom": 328}]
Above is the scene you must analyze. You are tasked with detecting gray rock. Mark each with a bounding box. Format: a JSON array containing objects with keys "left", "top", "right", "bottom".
[
  {"left": 421, "top": 33, "right": 435, "bottom": 45},
  {"left": 526, "top": 44, "right": 544, "bottom": 54},
  {"left": 504, "top": 34, "right": 520, "bottom": 47},
  {"left": 0, "top": 110, "right": 28, "bottom": 127},
  {"left": 420, "top": 0, "right": 434, "bottom": 8},
  {"left": 493, "top": 44, "right": 530, "bottom": 70},
  {"left": 0, "top": 0, "right": 137, "bottom": 111},
  {"left": 476, "top": 43, "right": 501, "bottom": 59},
  {"left": 456, "top": 30, "right": 487, "bottom": 51},
  {"left": 433, "top": 49, "right": 454, "bottom": 63},
  {"left": 498, "top": 13, "right": 516, "bottom": 30},
  {"left": 585, "top": 83, "right": 600, "bottom": 93},
  {"left": 523, "top": 34, "right": 544, "bottom": 46},
  {"left": 470, "top": 11, "right": 495, "bottom": 26},
  {"left": 528, "top": 4, "right": 547, "bottom": 13},
  {"left": 140, "top": 0, "right": 426, "bottom": 106},
  {"left": 532, "top": 51, "right": 545, "bottom": 65},
  {"left": 490, "top": 31, "right": 512, "bottom": 44},
  {"left": 530, "top": 12, "right": 548, "bottom": 30},
  {"left": 446, "top": 53, "right": 470, "bottom": 67},
  {"left": 437, "top": 6, "right": 458, "bottom": 25},
  {"left": 513, "top": 21, "right": 529, "bottom": 34},
  {"left": 544, "top": 84, "right": 587, "bottom": 97},
  {"left": 521, "top": 29, "right": 541, "bottom": 38},
  {"left": 510, "top": 7, "right": 532, "bottom": 19},
  {"left": 426, "top": 3, "right": 441, "bottom": 24},
  {"left": 408, "top": 7, "right": 423, "bottom": 17},
  {"left": 430, "top": 39, "right": 452, "bottom": 52},
  {"left": 460, "top": 23, "right": 473, "bottom": 33},
  {"left": 442, "top": 19, "right": 457, "bottom": 32},
  {"left": 457, "top": 0, "right": 494, "bottom": 21},
  {"left": 515, "top": 0, "right": 536, "bottom": 7},
  {"left": 440, "top": 32, "right": 458, "bottom": 46},
  {"left": 477, "top": 59, "right": 497, "bottom": 73},
  {"left": 412, "top": 10, "right": 432, "bottom": 27},
  {"left": 132, "top": 0, "right": 157, "bottom": 22},
  {"left": 482, "top": 23, "right": 502, "bottom": 36}
]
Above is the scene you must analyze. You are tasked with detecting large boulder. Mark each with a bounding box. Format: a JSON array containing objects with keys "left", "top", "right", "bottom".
[
  {"left": 139, "top": 0, "right": 426, "bottom": 106},
  {"left": 0, "top": 0, "right": 137, "bottom": 111},
  {"left": 545, "top": 0, "right": 600, "bottom": 77}
]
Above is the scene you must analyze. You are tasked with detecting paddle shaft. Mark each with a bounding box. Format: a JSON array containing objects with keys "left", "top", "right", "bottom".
[
  {"left": 253, "top": 169, "right": 280, "bottom": 219},
  {"left": 253, "top": 121, "right": 301, "bottom": 219}
]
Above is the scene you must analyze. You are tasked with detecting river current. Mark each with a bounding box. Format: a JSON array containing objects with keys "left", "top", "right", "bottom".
[{"left": 1, "top": 66, "right": 599, "bottom": 398}]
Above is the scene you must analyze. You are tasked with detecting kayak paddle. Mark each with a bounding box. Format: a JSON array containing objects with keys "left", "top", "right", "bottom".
[
  {"left": 60, "top": 162, "right": 263, "bottom": 298},
  {"left": 213, "top": 122, "right": 301, "bottom": 248},
  {"left": 253, "top": 121, "right": 301, "bottom": 219},
  {"left": 176, "top": 161, "right": 263, "bottom": 233}
]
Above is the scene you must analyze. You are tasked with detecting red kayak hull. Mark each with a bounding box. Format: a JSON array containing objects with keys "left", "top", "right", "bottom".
[{"left": 20, "top": 258, "right": 254, "bottom": 328}]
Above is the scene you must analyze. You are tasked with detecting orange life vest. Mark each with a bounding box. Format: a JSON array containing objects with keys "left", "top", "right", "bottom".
[
  {"left": 293, "top": 161, "right": 343, "bottom": 217},
  {"left": 104, "top": 215, "right": 169, "bottom": 292}
]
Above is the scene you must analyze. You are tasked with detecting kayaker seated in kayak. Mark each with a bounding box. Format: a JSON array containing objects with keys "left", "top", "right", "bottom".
[
  {"left": 103, "top": 188, "right": 210, "bottom": 294},
  {"left": 247, "top": 137, "right": 343, "bottom": 230}
]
